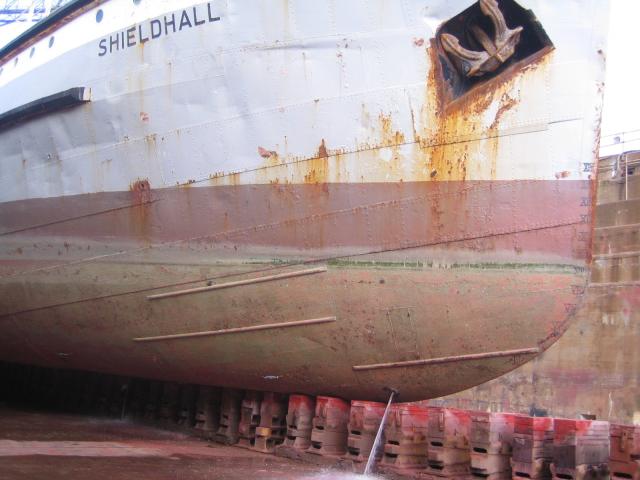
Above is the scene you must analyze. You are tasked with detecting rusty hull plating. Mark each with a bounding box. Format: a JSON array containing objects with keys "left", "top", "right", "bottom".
[{"left": 0, "top": 0, "right": 609, "bottom": 402}]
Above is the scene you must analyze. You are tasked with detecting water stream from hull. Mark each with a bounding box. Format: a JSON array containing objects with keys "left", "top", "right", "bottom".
[{"left": 363, "top": 389, "right": 397, "bottom": 475}]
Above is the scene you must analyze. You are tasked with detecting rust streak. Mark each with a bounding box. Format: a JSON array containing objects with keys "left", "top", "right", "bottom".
[
  {"left": 129, "top": 178, "right": 152, "bottom": 243},
  {"left": 130, "top": 179, "right": 151, "bottom": 204},
  {"left": 489, "top": 93, "right": 518, "bottom": 130},
  {"left": 420, "top": 41, "right": 554, "bottom": 183},
  {"left": 317, "top": 139, "right": 328, "bottom": 159},
  {"left": 0, "top": 199, "right": 160, "bottom": 237}
]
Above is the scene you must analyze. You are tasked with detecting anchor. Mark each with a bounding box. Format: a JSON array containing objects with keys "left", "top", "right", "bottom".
[{"left": 441, "top": 0, "right": 523, "bottom": 77}]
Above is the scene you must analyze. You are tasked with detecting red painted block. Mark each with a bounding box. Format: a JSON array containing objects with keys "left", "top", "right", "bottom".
[
  {"left": 253, "top": 392, "right": 288, "bottom": 453},
  {"left": 427, "top": 407, "right": 471, "bottom": 477},
  {"left": 282, "top": 394, "right": 316, "bottom": 450},
  {"left": 276, "top": 394, "right": 316, "bottom": 461},
  {"left": 307, "top": 395, "right": 350, "bottom": 457},
  {"left": 609, "top": 424, "right": 640, "bottom": 480},
  {"left": 511, "top": 416, "right": 554, "bottom": 479},
  {"left": 345, "top": 400, "right": 386, "bottom": 463},
  {"left": 469, "top": 411, "right": 521, "bottom": 478},
  {"left": 380, "top": 403, "right": 429, "bottom": 473},
  {"left": 551, "top": 419, "right": 609, "bottom": 480}
]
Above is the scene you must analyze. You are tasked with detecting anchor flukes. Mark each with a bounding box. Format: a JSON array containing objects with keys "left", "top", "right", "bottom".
[{"left": 441, "top": 0, "right": 524, "bottom": 77}]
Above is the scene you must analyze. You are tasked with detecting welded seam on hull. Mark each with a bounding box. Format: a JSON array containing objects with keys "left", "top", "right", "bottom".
[
  {"left": 0, "top": 199, "right": 161, "bottom": 237},
  {"left": 352, "top": 347, "right": 540, "bottom": 371},
  {"left": 146, "top": 266, "right": 327, "bottom": 300},
  {"left": 132, "top": 316, "right": 336, "bottom": 342},
  {"left": 182, "top": 122, "right": 548, "bottom": 188},
  {"left": 27, "top": 80, "right": 551, "bottom": 181}
]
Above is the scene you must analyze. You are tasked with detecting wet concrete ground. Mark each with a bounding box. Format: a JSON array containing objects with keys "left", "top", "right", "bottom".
[{"left": 0, "top": 404, "right": 366, "bottom": 480}]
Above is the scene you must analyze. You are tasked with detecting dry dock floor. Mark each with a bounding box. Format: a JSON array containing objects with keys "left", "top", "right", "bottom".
[{"left": 0, "top": 405, "right": 356, "bottom": 479}]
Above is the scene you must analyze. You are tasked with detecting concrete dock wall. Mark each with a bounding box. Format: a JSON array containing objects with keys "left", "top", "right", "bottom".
[{"left": 435, "top": 153, "right": 640, "bottom": 424}]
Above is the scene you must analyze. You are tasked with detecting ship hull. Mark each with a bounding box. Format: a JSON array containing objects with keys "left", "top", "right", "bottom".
[
  {"left": 0, "top": 179, "right": 591, "bottom": 401},
  {"left": 0, "top": 0, "right": 609, "bottom": 401}
]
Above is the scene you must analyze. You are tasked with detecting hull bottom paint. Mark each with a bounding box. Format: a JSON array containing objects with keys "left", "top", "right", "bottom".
[{"left": 0, "top": 180, "right": 589, "bottom": 401}]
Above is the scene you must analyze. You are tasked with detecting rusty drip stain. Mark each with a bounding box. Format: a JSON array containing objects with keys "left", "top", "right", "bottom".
[
  {"left": 489, "top": 93, "right": 518, "bottom": 130},
  {"left": 422, "top": 45, "right": 472, "bottom": 181},
  {"left": 129, "top": 179, "right": 152, "bottom": 243},
  {"left": 282, "top": 139, "right": 333, "bottom": 185},
  {"left": 130, "top": 179, "right": 151, "bottom": 205},
  {"left": 229, "top": 172, "right": 241, "bottom": 186},
  {"left": 317, "top": 139, "right": 329, "bottom": 159},
  {"left": 379, "top": 114, "right": 393, "bottom": 146},
  {"left": 438, "top": 44, "right": 554, "bottom": 114},
  {"left": 144, "top": 133, "right": 157, "bottom": 146},
  {"left": 302, "top": 153, "right": 330, "bottom": 185},
  {"left": 334, "top": 152, "right": 345, "bottom": 182},
  {"left": 420, "top": 42, "right": 554, "bottom": 183},
  {"left": 208, "top": 44, "right": 552, "bottom": 188},
  {"left": 378, "top": 113, "right": 406, "bottom": 147},
  {"left": 377, "top": 113, "right": 406, "bottom": 179}
]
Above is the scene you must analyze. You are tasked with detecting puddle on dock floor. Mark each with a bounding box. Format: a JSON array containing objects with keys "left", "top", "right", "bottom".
[{"left": 0, "top": 405, "right": 378, "bottom": 480}]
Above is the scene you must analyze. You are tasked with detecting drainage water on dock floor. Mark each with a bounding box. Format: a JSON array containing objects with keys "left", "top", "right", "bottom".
[{"left": 0, "top": 405, "right": 372, "bottom": 480}]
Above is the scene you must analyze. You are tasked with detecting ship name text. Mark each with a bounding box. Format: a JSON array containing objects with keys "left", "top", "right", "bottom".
[{"left": 98, "top": 2, "right": 220, "bottom": 57}]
